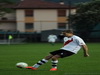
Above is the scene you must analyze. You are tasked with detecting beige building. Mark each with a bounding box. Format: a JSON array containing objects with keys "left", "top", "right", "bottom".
[
  {"left": 0, "top": 12, "right": 16, "bottom": 31},
  {"left": 0, "top": 0, "right": 76, "bottom": 32}
]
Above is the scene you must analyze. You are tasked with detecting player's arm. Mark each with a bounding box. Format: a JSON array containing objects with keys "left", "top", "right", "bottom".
[
  {"left": 76, "top": 38, "right": 89, "bottom": 57},
  {"left": 81, "top": 45, "right": 89, "bottom": 57}
]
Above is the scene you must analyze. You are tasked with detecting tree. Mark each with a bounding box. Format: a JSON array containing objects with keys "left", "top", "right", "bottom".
[
  {"left": 0, "top": 0, "right": 14, "bottom": 17},
  {"left": 71, "top": 0, "right": 100, "bottom": 36}
]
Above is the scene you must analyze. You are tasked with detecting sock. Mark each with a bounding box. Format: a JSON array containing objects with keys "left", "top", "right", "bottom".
[
  {"left": 32, "top": 59, "right": 48, "bottom": 68},
  {"left": 52, "top": 43, "right": 54, "bottom": 46},
  {"left": 50, "top": 42, "right": 54, "bottom": 46},
  {"left": 51, "top": 60, "right": 58, "bottom": 69}
]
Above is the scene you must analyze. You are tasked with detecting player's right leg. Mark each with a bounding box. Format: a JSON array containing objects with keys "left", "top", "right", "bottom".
[{"left": 26, "top": 54, "right": 53, "bottom": 70}]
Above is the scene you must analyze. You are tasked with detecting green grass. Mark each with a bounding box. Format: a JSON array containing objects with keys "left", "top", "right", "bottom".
[{"left": 0, "top": 43, "right": 100, "bottom": 75}]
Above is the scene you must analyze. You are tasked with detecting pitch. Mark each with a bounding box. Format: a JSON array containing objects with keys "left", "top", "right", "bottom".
[{"left": 0, "top": 43, "right": 100, "bottom": 75}]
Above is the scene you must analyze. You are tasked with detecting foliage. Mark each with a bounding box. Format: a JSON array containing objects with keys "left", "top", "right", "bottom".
[
  {"left": 0, "top": 0, "right": 14, "bottom": 17},
  {"left": 71, "top": 0, "right": 100, "bottom": 32}
]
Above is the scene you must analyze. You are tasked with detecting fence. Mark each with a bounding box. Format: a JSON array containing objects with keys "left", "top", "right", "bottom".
[
  {"left": 0, "top": 29, "right": 100, "bottom": 44},
  {"left": 0, "top": 31, "right": 40, "bottom": 44}
]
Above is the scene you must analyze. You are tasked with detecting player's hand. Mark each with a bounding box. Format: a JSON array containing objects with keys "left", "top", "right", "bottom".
[{"left": 84, "top": 53, "right": 89, "bottom": 57}]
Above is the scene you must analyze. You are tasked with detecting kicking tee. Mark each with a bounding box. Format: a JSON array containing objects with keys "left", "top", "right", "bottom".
[{"left": 61, "top": 35, "right": 86, "bottom": 54}]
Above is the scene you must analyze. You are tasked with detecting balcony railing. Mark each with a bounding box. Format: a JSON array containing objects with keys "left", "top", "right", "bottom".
[{"left": 0, "top": 17, "right": 16, "bottom": 23}]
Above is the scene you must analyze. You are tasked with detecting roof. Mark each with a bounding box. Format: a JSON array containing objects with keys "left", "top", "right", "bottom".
[{"left": 13, "top": 0, "right": 75, "bottom": 9}]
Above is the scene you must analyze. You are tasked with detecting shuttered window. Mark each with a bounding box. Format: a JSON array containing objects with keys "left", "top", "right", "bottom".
[
  {"left": 58, "top": 9, "right": 66, "bottom": 17},
  {"left": 25, "top": 23, "right": 33, "bottom": 29},
  {"left": 25, "top": 10, "right": 33, "bottom": 17}
]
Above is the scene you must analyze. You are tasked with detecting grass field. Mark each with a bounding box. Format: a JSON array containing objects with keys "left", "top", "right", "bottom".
[{"left": 0, "top": 43, "right": 100, "bottom": 75}]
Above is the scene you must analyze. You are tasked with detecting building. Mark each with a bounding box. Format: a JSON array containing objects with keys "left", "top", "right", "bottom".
[
  {"left": 0, "top": 0, "right": 76, "bottom": 32},
  {"left": 0, "top": 12, "right": 16, "bottom": 31}
]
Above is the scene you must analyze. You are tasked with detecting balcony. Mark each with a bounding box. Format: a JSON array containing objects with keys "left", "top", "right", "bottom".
[{"left": 0, "top": 17, "right": 16, "bottom": 23}]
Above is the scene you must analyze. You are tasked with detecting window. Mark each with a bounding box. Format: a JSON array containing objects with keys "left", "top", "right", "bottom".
[
  {"left": 25, "top": 10, "right": 33, "bottom": 17},
  {"left": 58, "top": 23, "right": 66, "bottom": 29},
  {"left": 25, "top": 23, "right": 33, "bottom": 29},
  {"left": 58, "top": 9, "right": 66, "bottom": 17}
]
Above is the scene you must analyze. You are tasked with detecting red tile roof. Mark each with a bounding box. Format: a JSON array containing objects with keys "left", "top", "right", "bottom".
[{"left": 13, "top": 0, "right": 75, "bottom": 9}]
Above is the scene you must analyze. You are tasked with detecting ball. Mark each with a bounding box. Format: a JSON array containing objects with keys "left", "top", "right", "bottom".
[{"left": 16, "top": 62, "right": 28, "bottom": 68}]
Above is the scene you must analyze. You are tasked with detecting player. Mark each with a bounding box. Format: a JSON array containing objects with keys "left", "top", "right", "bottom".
[
  {"left": 26, "top": 30, "right": 89, "bottom": 71},
  {"left": 8, "top": 35, "right": 13, "bottom": 44},
  {"left": 48, "top": 34, "right": 57, "bottom": 46}
]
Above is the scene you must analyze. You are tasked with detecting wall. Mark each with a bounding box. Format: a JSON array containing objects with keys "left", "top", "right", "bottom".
[
  {"left": 0, "top": 13, "right": 16, "bottom": 31},
  {"left": 0, "top": 23, "right": 16, "bottom": 30},
  {"left": 34, "top": 9, "right": 57, "bottom": 32}
]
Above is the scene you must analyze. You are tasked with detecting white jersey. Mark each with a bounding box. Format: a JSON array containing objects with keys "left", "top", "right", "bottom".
[
  {"left": 61, "top": 35, "right": 86, "bottom": 54},
  {"left": 48, "top": 35, "right": 57, "bottom": 42},
  {"left": 63, "top": 37, "right": 68, "bottom": 43}
]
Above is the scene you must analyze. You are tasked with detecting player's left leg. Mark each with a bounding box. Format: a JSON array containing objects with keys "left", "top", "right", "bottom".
[
  {"left": 50, "top": 55, "right": 60, "bottom": 71},
  {"left": 49, "top": 49, "right": 75, "bottom": 71}
]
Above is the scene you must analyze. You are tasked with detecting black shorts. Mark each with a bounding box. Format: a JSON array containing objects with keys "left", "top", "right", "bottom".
[{"left": 50, "top": 49, "right": 75, "bottom": 58}]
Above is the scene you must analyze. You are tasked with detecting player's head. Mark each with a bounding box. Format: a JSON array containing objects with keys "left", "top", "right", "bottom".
[{"left": 62, "top": 30, "right": 73, "bottom": 37}]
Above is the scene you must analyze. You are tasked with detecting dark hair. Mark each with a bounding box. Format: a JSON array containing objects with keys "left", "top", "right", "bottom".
[{"left": 62, "top": 30, "right": 73, "bottom": 34}]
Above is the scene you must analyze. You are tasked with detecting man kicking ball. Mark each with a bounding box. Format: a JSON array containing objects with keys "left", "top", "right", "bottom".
[{"left": 26, "top": 30, "right": 89, "bottom": 71}]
